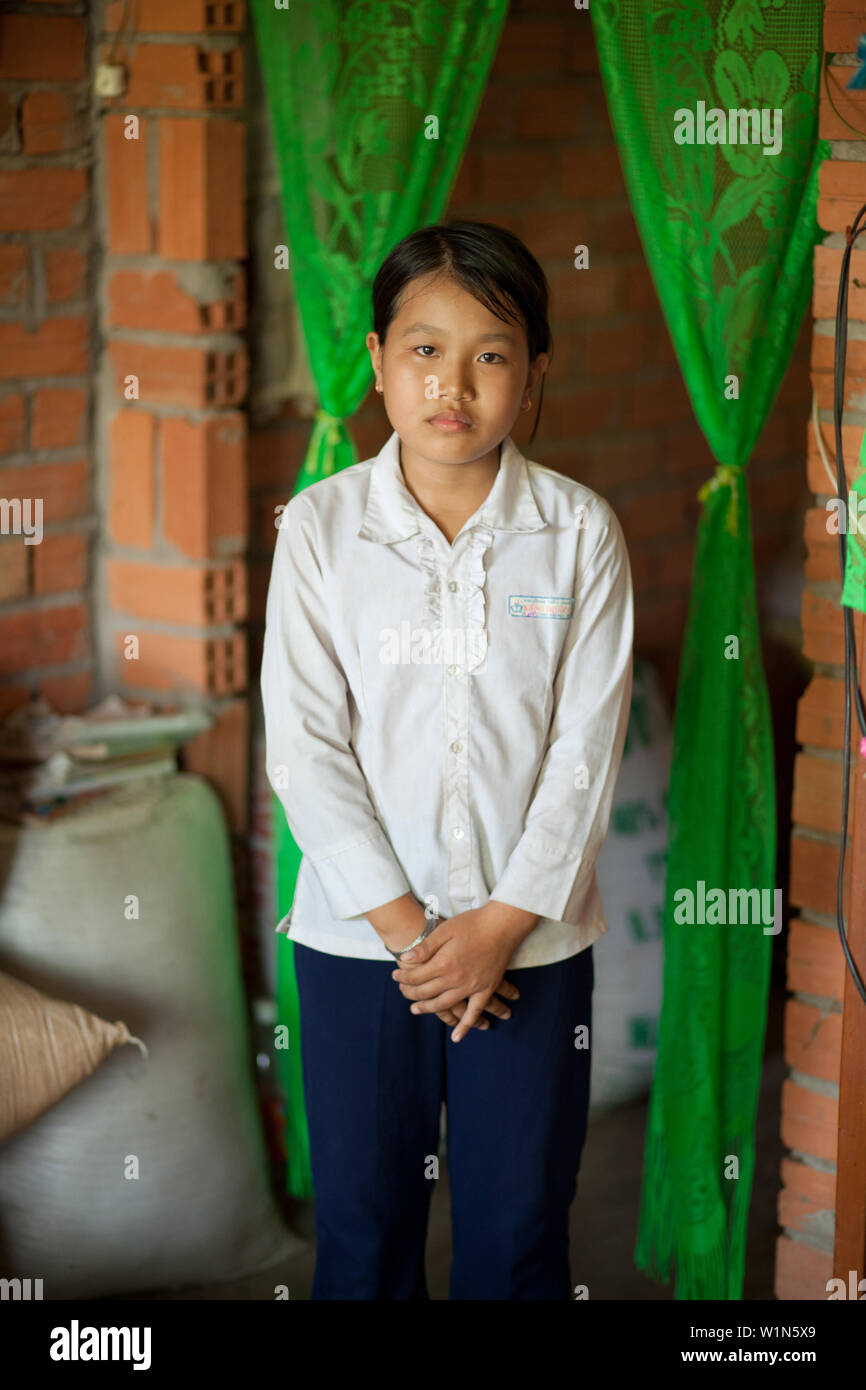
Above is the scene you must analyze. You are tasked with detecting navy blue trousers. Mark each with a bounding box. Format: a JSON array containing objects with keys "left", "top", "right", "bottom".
[{"left": 293, "top": 939, "right": 594, "bottom": 1301}]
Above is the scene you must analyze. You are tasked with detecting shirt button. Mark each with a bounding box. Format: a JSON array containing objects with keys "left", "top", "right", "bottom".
[
  {"left": 452, "top": 826, "right": 465, "bottom": 839},
  {"left": 447, "top": 664, "right": 461, "bottom": 676},
  {"left": 448, "top": 580, "right": 459, "bottom": 591},
  {"left": 450, "top": 741, "right": 462, "bottom": 754}
]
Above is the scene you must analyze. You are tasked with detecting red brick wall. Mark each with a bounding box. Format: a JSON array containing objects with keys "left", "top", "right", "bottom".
[
  {"left": 776, "top": 3, "right": 866, "bottom": 1301},
  {"left": 0, "top": 8, "right": 92, "bottom": 715}
]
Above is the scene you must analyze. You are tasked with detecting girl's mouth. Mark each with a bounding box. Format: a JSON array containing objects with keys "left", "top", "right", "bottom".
[{"left": 427, "top": 415, "right": 474, "bottom": 433}]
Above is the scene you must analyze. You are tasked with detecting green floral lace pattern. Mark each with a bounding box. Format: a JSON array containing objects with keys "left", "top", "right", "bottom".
[{"left": 591, "top": 0, "right": 827, "bottom": 1298}]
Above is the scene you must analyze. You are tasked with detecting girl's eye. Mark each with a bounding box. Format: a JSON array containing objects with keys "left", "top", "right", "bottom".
[
  {"left": 479, "top": 352, "right": 505, "bottom": 364},
  {"left": 413, "top": 345, "right": 437, "bottom": 357}
]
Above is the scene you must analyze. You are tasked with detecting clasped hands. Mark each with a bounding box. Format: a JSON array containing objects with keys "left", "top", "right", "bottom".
[{"left": 390, "top": 904, "right": 534, "bottom": 1043}]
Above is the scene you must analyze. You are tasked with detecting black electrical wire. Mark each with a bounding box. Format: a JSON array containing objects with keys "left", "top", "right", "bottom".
[{"left": 831, "top": 200, "right": 866, "bottom": 1006}]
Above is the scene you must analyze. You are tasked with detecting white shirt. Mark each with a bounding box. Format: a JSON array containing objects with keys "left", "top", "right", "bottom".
[{"left": 260, "top": 430, "right": 634, "bottom": 967}]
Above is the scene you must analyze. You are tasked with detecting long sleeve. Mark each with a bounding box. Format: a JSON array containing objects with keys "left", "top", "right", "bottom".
[
  {"left": 488, "top": 502, "right": 634, "bottom": 924},
  {"left": 260, "top": 492, "right": 413, "bottom": 919}
]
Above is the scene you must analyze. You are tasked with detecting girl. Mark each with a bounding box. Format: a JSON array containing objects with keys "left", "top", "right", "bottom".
[{"left": 260, "top": 220, "right": 634, "bottom": 1300}]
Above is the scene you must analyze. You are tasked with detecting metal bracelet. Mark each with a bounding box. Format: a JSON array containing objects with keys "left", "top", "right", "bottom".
[{"left": 389, "top": 913, "right": 440, "bottom": 961}]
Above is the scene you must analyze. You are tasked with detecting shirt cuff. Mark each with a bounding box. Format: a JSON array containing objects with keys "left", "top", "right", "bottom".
[
  {"left": 308, "top": 823, "right": 414, "bottom": 920},
  {"left": 488, "top": 829, "right": 593, "bottom": 926}
]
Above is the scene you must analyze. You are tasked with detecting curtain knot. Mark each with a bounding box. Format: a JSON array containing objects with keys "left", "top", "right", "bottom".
[
  {"left": 315, "top": 409, "right": 343, "bottom": 451},
  {"left": 697, "top": 463, "right": 743, "bottom": 538},
  {"left": 697, "top": 462, "right": 742, "bottom": 505}
]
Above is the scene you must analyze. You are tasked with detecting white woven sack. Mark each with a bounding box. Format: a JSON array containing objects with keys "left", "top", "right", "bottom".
[
  {"left": 0, "top": 773, "right": 298, "bottom": 1298},
  {"left": 590, "top": 660, "right": 670, "bottom": 1112}
]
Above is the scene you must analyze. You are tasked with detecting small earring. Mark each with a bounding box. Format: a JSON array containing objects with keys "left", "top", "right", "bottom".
[
  {"left": 522, "top": 395, "right": 532, "bottom": 411},
  {"left": 376, "top": 381, "right": 383, "bottom": 394}
]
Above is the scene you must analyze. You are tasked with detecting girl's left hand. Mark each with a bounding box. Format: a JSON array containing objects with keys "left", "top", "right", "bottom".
[{"left": 391, "top": 908, "right": 524, "bottom": 1041}]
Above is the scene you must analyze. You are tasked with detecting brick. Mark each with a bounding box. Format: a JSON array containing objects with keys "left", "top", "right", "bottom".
[
  {"left": 786, "top": 918, "right": 847, "bottom": 1001},
  {"left": 108, "top": 411, "right": 155, "bottom": 550},
  {"left": 778, "top": 1156, "right": 836, "bottom": 1242},
  {"left": 33, "top": 531, "right": 88, "bottom": 595},
  {"left": 0, "top": 460, "right": 88, "bottom": 521},
  {"left": 0, "top": 394, "right": 26, "bottom": 454},
  {"left": 0, "top": 318, "right": 87, "bottom": 379},
  {"left": 622, "top": 262, "right": 660, "bottom": 312},
  {"left": 819, "top": 72, "right": 866, "bottom": 140},
  {"left": 568, "top": 38, "right": 600, "bottom": 78},
  {"left": 824, "top": 4, "right": 866, "bottom": 52},
  {"left": 113, "top": 627, "right": 246, "bottom": 696},
  {"left": 248, "top": 422, "right": 308, "bottom": 491},
  {"left": 522, "top": 206, "right": 593, "bottom": 260},
  {"left": 0, "top": 15, "right": 86, "bottom": 81},
  {"left": 560, "top": 144, "right": 624, "bottom": 199},
  {"left": 106, "top": 340, "right": 247, "bottom": 409},
  {"left": 622, "top": 376, "right": 694, "bottom": 430},
  {"left": 792, "top": 750, "right": 860, "bottom": 837},
  {"left": 0, "top": 245, "right": 28, "bottom": 305},
  {"left": 796, "top": 674, "right": 862, "bottom": 755},
  {"left": 806, "top": 418, "right": 862, "bottom": 494},
  {"left": 537, "top": 383, "right": 618, "bottom": 440},
  {"left": 472, "top": 86, "right": 515, "bottom": 142},
  {"left": 661, "top": 423, "right": 716, "bottom": 480},
  {"left": 108, "top": 266, "right": 246, "bottom": 334},
  {"left": 494, "top": 20, "right": 570, "bottom": 77},
  {"left": 44, "top": 247, "right": 86, "bottom": 302},
  {"left": 774, "top": 1234, "right": 834, "bottom": 1301},
  {"left": 105, "top": 113, "right": 153, "bottom": 255},
  {"left": 31, "top": 387, "right": 86, "bottom": 450},
  {"left": 123, "top": 42, "right": 243, "bottom": 111},
  {"left": 789, "top": 832, "right": 851, "bottom": 919},
  {"left": 105, "top": 0, "right": 243, "bottom": 34},
  {"left": 573, "top": 320, "right": 649, "bottom": 376},
  {"left": 20, "top": 90, "right": 83, "bottom": 155},
  {"left": 477, "top": 148, "right": 556, "bottom": 205},
  {"left": 0, "top": 539, "right": 29, "bottom": 601},
  {"left": 801, "top": 588, "right": 866, "bottom": 665},
  {"left": 161, "top": 413, "right": 247, "bottom": 559},
  {"left": 817, "top": 161, "right": 866, "bottom": 235},
  {"left": 780, "top": 1079, "right": 839, "bottom": 1164},
  {"left": 813, "top": 244, "right": 866, "bottom": 321},
  {"left": 784, "top": 998, "right": 843, "bottom": 1084},
  {"left": 811, "top": 332, "right": 866, "bottom": 374},
  {"left": 158, "top": 118, "right": 245, "bottom": 260},
  {"left": 591, "top": 203, "right": 643, "bottom": 257},
  {"left": 38, "top": 670, "right": 94, "bottom": 714},
  {"left": 805, "top": 504, "right": 843, "bottom": 582},
  {"left": 0, "top": 169, "right": 87, "bottom": 234},
  {"left": 0, "top": 93, "right": 18, "bottom": 154},
  {"left": 107, "top": 558, "right": 247, "bottom": 625},
  {"left": 550, "top": 263, "right": 620, "bottom": 316},
  {"left": 0, "top": 603, "right": 88, "bottom": 675},
  {"left": 182, "top": 697, "right": 248, "bottom": 834},
  {"left": 513, "top": 83, "right": 595, "bottom": 141}
]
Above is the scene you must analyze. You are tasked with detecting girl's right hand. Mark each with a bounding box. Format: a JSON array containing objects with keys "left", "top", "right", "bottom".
[{"left": 433, "top": 976, "right": 519, "bottom": 1032}]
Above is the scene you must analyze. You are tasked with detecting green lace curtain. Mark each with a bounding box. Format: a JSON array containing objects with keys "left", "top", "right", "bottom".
[
  {"left": 590, "top": 0, "right": 829, "bottom": 1298},
  {"left": 250, "top": 0, "right": 509, "bottom": 1199}
]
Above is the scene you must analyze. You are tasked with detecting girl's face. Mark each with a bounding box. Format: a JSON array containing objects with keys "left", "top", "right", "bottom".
[{"left": 366, "top": 271, "right": 549, "bottom": 469}]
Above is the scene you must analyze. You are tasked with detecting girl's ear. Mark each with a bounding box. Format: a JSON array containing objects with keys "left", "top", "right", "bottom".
[
  {"left": 366, "top": 330, "right": 383, "bottom": 378},
  {"left": 528, "top": 351, "right": 550, "bottom": 393}
]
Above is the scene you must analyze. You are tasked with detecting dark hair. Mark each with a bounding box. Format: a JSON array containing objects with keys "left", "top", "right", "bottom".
[{"left": 371, "top": 220, "right": 553, "bottom": 445}]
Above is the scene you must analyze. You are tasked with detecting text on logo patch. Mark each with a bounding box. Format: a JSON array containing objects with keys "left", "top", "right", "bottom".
[{"left": 508, "top": 594, "right": 574, "bottom": 619}]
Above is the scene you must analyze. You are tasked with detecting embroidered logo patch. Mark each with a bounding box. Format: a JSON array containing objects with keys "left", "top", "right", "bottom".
[{"left": 508, "top": 594, "right": 574, "bottom": 619}]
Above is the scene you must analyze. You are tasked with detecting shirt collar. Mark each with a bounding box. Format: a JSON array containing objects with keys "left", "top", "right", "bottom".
[{"left": 358, "top": 430, "right": 547, "bottom": 543}]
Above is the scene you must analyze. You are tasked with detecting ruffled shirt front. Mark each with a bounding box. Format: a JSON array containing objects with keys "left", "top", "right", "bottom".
[{"left": 260, "top": 430, "right": 635, "bottom": 967}]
